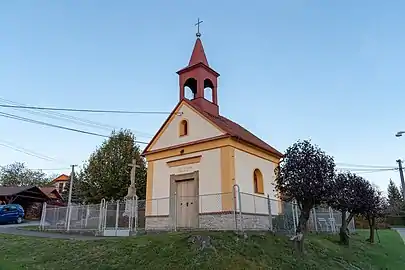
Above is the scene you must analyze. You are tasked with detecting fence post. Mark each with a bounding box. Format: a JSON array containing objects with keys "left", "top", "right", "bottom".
[
  {"left": 232, "top": 186, "right": 237, "bottom": 231},
  {"left": 40, "top": 202, "right": 47, "bottom": 231},
  {"left": 85, "top": 205, "right": 89, "bottom": 228},
  {"left": 174, "top": 192, "right": 177, "bottom": 232},
  {"left": 115, "top": 200, "right": 120, "bottom": 235},
  {"left": 328, "top": 207, "right": 332, "bottom": 232},
  {"left": 267, "top": 194, "right": 273, "bottom": 231},
  {"left": 233, "top": 184, "right": 243, "bottom": 233},
  {"left": 127, "top": 198, "right": 132, "bottom": 232},
  {"left": 103, "top": 202, "right": 107, "bottom": 231},
  {"left": 56, "top": 207, "right": 60, "bottom": 229},
  {"left": 291, "top": 201, "right": 297, "bottom": 233},
  {"left": 64, "top": 205, "right": 69, "bottom": 230},
  {"left": 98, "top": 199, "right": 105, "bottom": 232},
  {"left": 312, "top": 208, "right": 318, "bottom": 232},
  {"left": 66, "top": 204, "right": 72, "bottom": 232},
  {"left": 134, "top": 196, "right": 138, "bottom": 233}
]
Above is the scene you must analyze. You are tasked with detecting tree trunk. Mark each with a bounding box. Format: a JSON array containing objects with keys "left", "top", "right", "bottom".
[
  {"left": 367, "top": 216, "right": 376, "bottom": 243},
  {"left": 339, "top": 211, "right": 349, "bottom": 245},
  {"left": 346, "top": 212, "right": 355, "bottom": 225},
  {"left": 294, "top": 208, "right": 310, "bottom": 252},
  {"left": 345, "top": 212, "right": 355, "bottom": 235}
]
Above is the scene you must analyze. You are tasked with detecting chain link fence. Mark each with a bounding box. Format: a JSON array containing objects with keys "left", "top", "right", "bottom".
[{"left": 40, "top": 186, "right": 355, "bottom": 236}]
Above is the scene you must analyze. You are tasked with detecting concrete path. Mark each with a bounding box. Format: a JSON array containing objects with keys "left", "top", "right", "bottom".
[
  {"left": 392, "top": 228, "right": 405, "bottom": 243},
  {"left": 0, "top": 221, "right": 104, "bottom": 240}
]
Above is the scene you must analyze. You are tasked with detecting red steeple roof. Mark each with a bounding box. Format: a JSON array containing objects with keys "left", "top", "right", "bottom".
[{"left": 188, "top": 38, "right": 209, "bottom": 67}]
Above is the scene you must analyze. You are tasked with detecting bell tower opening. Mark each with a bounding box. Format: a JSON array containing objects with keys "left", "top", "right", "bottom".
[
  {"left": 177, "top": 36, "right": 220, "bottom": 115},
  {"left": 204, "top": 79, "right": 214, "bottom": 102},
  {"left": 184, "top": 78, "right": 197, "bottom": 100}
]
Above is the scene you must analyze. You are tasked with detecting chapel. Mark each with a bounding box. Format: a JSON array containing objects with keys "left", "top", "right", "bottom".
[{"left": 142, "top": 29, "right": 283, "bottom": 230}]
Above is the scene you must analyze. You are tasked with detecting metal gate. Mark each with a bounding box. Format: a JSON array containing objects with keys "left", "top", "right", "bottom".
[{"left": 99, "top": 197, "right": 138, "bottom": 236}]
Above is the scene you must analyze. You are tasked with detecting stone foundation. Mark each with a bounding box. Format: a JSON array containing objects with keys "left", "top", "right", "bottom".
[
  {"left": 145, "top": 212, "right": 271, "bottom": 231},
  {"left": 145, "top": 216, "right": 172, "bottom": 231},
  {"left": 240, "top": 213, "right": 271, "bottom": 230},
  {"left": 199, "top": 213, "right": 236, "bottom": 230}
]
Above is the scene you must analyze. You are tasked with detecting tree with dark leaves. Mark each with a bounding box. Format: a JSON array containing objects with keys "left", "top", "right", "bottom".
[
  {"left": 387, "top": 179, "right": 403, "bottom": 215},
  {"left": 362, "top": 186, "right": 388, "bottom": 243},
  {"left": 329, "top": 172, "right": 370, "bottom": 245},
  {"left": 275, "top": 140, "right": 335, "bottom": 251}
]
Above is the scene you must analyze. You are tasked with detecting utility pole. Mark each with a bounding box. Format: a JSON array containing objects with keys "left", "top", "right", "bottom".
[
  {"left": 66, "top": 164, "right": 77, "bottom": 232},
  {"left": 396, "top": 160, "right": 405, "bottom": 200}
]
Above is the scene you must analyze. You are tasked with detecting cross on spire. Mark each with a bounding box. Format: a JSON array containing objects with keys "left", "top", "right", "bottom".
[{"left": 195, "top": 18, "right": 203, "bottom": 38}]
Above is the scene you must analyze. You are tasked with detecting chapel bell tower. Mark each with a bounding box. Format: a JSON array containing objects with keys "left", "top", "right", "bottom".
[{"left": 177, "top": 20, "right": 220, "bottom": 116}]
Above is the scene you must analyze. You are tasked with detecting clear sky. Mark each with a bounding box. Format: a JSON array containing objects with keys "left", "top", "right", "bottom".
[{"left": 0, "top": 1, "right": 404, "bottom": 193}]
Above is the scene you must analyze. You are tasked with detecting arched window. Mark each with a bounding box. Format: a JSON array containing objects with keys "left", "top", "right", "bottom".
[
  {"left": 184, "top": 78, "right": 197, "bottom": 100},
  {"left": 253, "top": 169, "right": 264, "bottom": 194},
  {"left": 203, "top": 79, "right": 214, "bottom": 102},
  {"left": 179, "top": 119, "right": 188, "bottom": 137}
]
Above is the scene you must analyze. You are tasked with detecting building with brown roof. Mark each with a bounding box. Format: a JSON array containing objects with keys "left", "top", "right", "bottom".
[
  {"left": 142, "top": 33, "right": 283, "bottom": 230},
  {"left": 49, "top": 174, "right": 70, "bottom": 194}
]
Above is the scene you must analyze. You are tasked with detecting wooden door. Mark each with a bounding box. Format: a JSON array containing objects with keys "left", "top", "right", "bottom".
[{"left": 176, "top": 179, "right": 198, "bottom": 228}]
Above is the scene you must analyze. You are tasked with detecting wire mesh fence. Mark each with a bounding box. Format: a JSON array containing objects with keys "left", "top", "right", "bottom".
[{"left": 40, "top": 187, "right": 356, "bottom": 236}]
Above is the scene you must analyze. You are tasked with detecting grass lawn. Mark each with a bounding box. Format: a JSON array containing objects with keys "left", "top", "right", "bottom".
[{"left": 0, "top": 229, "right": 404, "bottom": 270}]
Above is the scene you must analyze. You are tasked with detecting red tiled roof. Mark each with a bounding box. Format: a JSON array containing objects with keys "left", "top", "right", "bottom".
[
  {"left": 184, "top": 100, "right": 283, "bottom": 157},
  {"left": 143, "top": 100, "right": 283, "bottom": 158},
  {"left": 51, "top": 174, "right": 69, "bottom": 183}
]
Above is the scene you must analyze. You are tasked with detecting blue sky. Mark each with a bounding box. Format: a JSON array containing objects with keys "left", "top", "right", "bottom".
[{"left": 0, "top": 1, "right": 404, "bottom": 192}]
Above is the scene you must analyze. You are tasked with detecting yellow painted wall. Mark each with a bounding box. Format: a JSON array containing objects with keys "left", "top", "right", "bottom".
[
  {"left": 220, "top": 146, "right": 235, "bottom": 211},
  {"left": 234, "top": 149, "right": 280, "bottom": 215},
  {"left": 150, "top": 103, "right": 224, "bottom": 151},
  {"left": 147, "top": 149, "right": 222, "bottom": 216}
]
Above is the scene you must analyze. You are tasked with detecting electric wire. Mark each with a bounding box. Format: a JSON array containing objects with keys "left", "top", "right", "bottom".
[
  {"left": 0, "top": 98, "right": 154, "bottom": 138},
  {"left": 0, "top": 139, "right": 68, "bottom": 164},
  {"left": 0, "top": 142, "right": 56, "bottom": 162},
  {"left": 335, "top": 163, "right": 395, "bottom": 169},
  {"left": 0, "top": 104, "right": 171, "bottom": 115},
  {"left": 0, "top": 112, "right": 149, "bottom": 144},
  {"left": 30, "top": 168, "right": 71, "bottom": 171}
]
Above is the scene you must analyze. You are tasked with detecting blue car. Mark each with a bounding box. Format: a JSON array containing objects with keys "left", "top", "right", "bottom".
[{"left": 0, "top": 204, "right": 24, "bottom": 224}]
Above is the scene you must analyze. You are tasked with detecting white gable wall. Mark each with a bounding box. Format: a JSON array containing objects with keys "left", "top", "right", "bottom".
[
  {"left": 234, "top": 149, "right": 279, "bottom": 215},
  {"left": 150, "top": 103, "right": 225, "bottom": 151},
  {"left": 149, "top": 149, "right": 222, "bottom": 216}
]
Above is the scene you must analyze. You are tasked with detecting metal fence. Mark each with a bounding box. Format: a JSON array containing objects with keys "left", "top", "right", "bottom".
[{"left": 40, "top": 187, "right": 355, "bottom": 236}]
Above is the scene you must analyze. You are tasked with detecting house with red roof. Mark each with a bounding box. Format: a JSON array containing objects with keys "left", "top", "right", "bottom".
[
  {"left": 49, "top": 174, "right": 70, "bottom": 194},
  {"left": 141, "top": 33, "right": 283, "bottom": 230}
]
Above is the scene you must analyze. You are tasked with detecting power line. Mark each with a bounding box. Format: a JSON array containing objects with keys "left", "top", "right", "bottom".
[
  {"left": 337, "top": 168, "right": 397, "bottom": 174},
  {"left": 0, "top": 138, "right": 70, "bottom": 165},
  {"left": 336, "top": 163, "right": 395, "bottom": 169},
  {"left": 0, "top": 98, "right": 154, "bottom": 138},
  {"left": 0, "top": 112, "right": 149, "bottom": 144},
  {"left": 0, "top": 142, "right": 56, "bottom": 162},
  {"left": 337, "top": 168, "right": 397, "bottom": 172},
  {"left": 0, "top": 98, "right": 117, "bottom": 132},
  {"left": 0, "top": 104, "right": 172, "bottom": 115},
  {"left": 31, "top": 168, "right": 71, "bottom": 171},
  {"left": 0, "top": 111, "right": 109, "bottom": 138}
]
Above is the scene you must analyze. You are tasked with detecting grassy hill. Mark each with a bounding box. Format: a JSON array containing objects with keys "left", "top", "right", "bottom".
[{"left": 0, "top": 230, "right": 404, "bottom": 269}]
